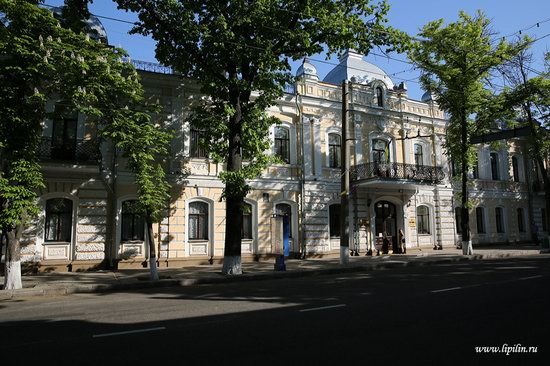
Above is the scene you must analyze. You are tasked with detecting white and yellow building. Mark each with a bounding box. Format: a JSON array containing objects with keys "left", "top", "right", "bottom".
[{"left": 11, "top": 45, "right": 545, "bottom": 272}]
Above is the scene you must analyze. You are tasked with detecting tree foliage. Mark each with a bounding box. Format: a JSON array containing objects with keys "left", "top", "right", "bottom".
[
  {"left": 0, "top": 0, "right": 170, "bottom": 287},
  {"left": 115, "top": 0, "right": 409, "bottom": 273},
  {"left": 409, "top": 11, "right": 525, "bottom": 251}
]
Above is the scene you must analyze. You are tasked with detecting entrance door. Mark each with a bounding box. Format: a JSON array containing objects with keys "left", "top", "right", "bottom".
[
  {"left": 374, "top": 201, "right": 397, "bottom": 253},
  {"left": 276, "top": 203, "right": 292, "bottom": 257}
]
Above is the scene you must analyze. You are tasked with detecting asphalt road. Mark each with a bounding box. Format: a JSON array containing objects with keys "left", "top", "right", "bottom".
[{"left": 1, "top": 257, "right": 549, "bottom": 365}]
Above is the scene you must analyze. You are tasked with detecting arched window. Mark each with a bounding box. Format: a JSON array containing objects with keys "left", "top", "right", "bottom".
[
  {"left": 329, "top": 204, "right": 341, "bottom": 238},
  {"left": 274, "top": 127, "right": 290, "bottom": 164},
  {"left": 416, "top": 206, "right": 430, "bottom": 234},
  {"left": 189, "top": 201, "right": 209, "bottom": 240},
  {"left": 376, "top": 87, "right": 384, "bottom": 107},
  {"left": 472, "top": 156, "right": 479, "bottom": 179},
  {"left": 328, "top": 133, "right": 341, "bottom": 168},
  {"left": 517, "top": 208, "right": 525, "bottom": 233},
  {"left": 45, "top": 198, "right": 73, "bottom": 242},
  {"left": 372, "top": 138, "right": 389, "bottom": 163},
  {"left": 476, "top": 207, "right": 485, "bottom": 234},
  {"left": 490, "top": 152, "right": 499, "bottom": 180},
  {"left": 275, "top": 203, "right": 292, "bottom": 238},
  {"left": 512, "top": 156, "right": 520, "bottom": 182},
  {"left": 495, "top": 207, "right": 504, "bottom": 233},
  {"left": 121, "top": 200, "right": 145, "bottom": 241},
  {"left": 242, "top": 202, "right": 252, "bottom": 239},
  {"left": 414, "top": 144, "right": 424, "bottom": 166}
]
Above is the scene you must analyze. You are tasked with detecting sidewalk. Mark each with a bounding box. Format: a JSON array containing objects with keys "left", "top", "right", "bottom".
[{"left": 1, "top": 245, "right": 547, "bottom": 300}]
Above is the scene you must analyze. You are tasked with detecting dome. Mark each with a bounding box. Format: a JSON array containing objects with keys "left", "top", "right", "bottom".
[
  {"left": 51, "top": 6, "right": 108, "bottom": 44},
  {"left": 296, "top": 58, "right": 319, "bottom": 81},
  {"left": 421, "top": 91, "right": 436, "bottom": 102},
  {"left": 323, "top": 49, "right": 394, "bottom": 89}
]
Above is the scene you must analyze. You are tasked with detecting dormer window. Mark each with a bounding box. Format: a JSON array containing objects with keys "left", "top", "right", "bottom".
[{"left": 376, "top": 87, "right": 384, "bottom": 107}]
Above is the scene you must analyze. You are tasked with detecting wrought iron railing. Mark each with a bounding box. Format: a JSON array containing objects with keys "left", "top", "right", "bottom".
[
  {"left": 38, "top": 137, "right": 100, "bottom": 163},
  {"left": 131, "top": 59, "right": 175, "bottom": 75},
  {"left": 350, "top": 162, "right": 444, "bottom": 184}
]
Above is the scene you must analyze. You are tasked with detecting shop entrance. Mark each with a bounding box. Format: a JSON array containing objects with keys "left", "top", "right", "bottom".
[{"left": 374, "top": 201, "right": 397, "bottom": 254}]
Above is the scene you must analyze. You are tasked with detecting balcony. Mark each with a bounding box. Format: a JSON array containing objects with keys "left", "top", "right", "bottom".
[
  {"left": 38, "top": 137, "right": 100, "bottom": 164},
  {"left": 351, "top": 162, "right": 444, "bottom": 185}
]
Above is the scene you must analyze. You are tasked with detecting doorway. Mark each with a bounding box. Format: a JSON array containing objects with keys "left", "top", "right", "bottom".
[{"left": 374, "top": 201, "right": 397, "bottom": 253}]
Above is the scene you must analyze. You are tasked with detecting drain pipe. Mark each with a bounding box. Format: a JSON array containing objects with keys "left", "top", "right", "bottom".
[{"left": 296, "top": 72, "right": 307, "bottom": 259}]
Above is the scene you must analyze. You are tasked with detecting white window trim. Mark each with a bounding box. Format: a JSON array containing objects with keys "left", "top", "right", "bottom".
[
  {"left": 369, "top": 132, "right": 396, "bottom": 164},
  {"left": 270, "top": 123, "right": 297, "bottom": 165},
  {"left": 412, "top": 138, "right": 432, "bottom": 166},
  {"left": 37, "top": 193, "right": 79, "bottom": 261},
  {"left": 243, "top": 198, "right": 258, "bottom": 254},
  {"left": 185, "top": 197, "right": 214, "bottom": 257},
  {"left": 116, "top": 195, "right": 148, "bottom": 259},
  {"left": 416, "top": 204, "right": 432, "bottom": 235},
  {"left": 325, "top": 126, "right": 342, "bottom": 169}
]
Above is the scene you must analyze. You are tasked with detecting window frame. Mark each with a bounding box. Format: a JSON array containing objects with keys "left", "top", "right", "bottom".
[
  {"left": 476, "top": 207, "right": 486, "bottom": 234},
  {"left": 490, "top": 152, "right": 499, "bottom": 180},
  {"left": 121, "top": 200, "right": 145, "bottom": 242},
  {"left": 189, "top": 201, "right": 209, "bottom": 240},
  {"left": 517, "top": 208, "right": 525, "bottom": 233},
  {"left": 329, "top": 203, "right": 341, "bottom": 238},
  {"left": 328, "top": 133, "right": 341, "bottom": 168},
  {"left": 416, "top": 205, "right": 430, "bottom": 235},
  {"left": 44, "top": 198, "right": 73, "bottom": 242},
  {"left": 242, "top": 202, "right": 253, "bottom": 240},
  {"left": 376, "top": 86, "right": 384, "bottom": 107},
  {"left": 495, "top": 207, "right": 505, "bottom": 234},
  {"left": 414, "top": 143, "right": 424, "bottom": 166},
  {"left": 512, "top": 156, "right": 520, "bottom": 182},
  {"left": 189, "top": 128, "right": 208, "bottom": 158},
  {"left": 274, "top": 126, "right": 290, "bottom": 164}
]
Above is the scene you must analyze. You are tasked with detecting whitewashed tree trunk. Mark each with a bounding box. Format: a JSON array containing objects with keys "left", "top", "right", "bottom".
[
  {"left": 147, "top": 221, "right": 159, "bottom": 281},
  {"left": 222, "top": 255, "right": 242, "bottom": 275},
  {"left": 462, "top": 240, "right": 473, "bottom": 255},
  {"left": 4, "top": 228, "right": 22, "bottom": 290},
  {"left": 340, "top": 246, "right": 350, "bottom": 265}
]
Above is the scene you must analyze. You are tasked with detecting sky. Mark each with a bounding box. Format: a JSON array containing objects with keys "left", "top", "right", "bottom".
[{"left": 45, "top": 0, "right": 550, "bottom": 101}]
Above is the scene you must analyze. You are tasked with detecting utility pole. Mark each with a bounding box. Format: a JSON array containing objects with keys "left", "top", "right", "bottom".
[{"left": 340, "top": 80, "right": 350, "bottom": 264}]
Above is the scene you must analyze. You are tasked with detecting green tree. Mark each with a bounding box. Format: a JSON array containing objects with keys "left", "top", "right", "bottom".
[
  {"left": 116, "top": 0, "right": 408, "bottom": 274},
  {"left": 409, "top": 11, "right": 524, "bottom": 254},
  {"left": 0, "top": 0, "right": 170, "bottom": 288},
  {"left": 497, "top": 50, "right": 550, "bottom": 236}
]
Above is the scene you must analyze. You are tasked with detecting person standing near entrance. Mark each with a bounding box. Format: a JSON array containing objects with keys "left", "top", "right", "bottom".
[{"left": 399, "top": 229, "right": 406, "bottom": 254}]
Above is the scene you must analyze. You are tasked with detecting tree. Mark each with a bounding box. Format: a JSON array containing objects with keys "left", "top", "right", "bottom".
[
  {"left": 409, "top": 11, "right": 523, "bottom": 255},
  {"left": 0, "top": 0, "right": 170, "bottom": 288},
  {"left": 497, "top": 49, "right": 550, "bottom": 236},
  {"left": 116, "top": 0, "right": 408, "bottom": 274}
]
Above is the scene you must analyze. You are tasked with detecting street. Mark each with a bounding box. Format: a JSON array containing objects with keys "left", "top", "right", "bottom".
[{"left": 1, "top": 257, "right": 549, "bottom": 365}]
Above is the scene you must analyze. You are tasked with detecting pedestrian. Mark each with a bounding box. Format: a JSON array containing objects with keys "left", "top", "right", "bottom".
[{"left": 399, "top": 228, "right": 406, "bottom": 254}]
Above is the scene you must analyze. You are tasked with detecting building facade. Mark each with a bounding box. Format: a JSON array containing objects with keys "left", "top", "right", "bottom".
[{"left": 7, "top": 46, "right": 544, "bottom": 272}]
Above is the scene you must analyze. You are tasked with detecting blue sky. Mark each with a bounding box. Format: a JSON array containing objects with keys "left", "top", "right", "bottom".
[{"left": 45, "top": 0, "right": 550, "bottom": 100}]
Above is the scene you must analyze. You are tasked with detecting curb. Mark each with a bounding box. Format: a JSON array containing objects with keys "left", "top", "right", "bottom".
[{"left": 0, "top": 253, "right": 545, "bottom": 300}]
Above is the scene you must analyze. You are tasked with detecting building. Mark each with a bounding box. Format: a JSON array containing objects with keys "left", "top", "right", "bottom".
[{"left": 6, "top": 23, "right": 544, "bottom": 272}]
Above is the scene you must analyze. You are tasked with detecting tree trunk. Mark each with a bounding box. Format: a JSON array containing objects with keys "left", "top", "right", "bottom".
[
  {"left": 3, "top": 225, "right": 23, "bottom": 290},
  {"left": 222, "top": 91, "right": 244, "bottom": 275},
  {"left": 460, "top": 112, "right": 473, "bottom": 255},
  {"left": 147, "top": 220, "right": 159, "bottom": 281}
]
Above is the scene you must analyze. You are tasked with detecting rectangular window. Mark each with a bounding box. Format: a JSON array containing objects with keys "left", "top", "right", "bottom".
[
  {"left": 242, "top": 204, "right": 252, "bottom": 239},
  {"left": 190, "top": 129, "right": 207, "bottom": 158},
  {"left": 512, "top": 156, "right": 520, "bottom": 182},
  {"left": 274, "top": 127, "right": 290, "bottom": 164},
  {"left": 490, "top": 153, "right": 499, "bottom": 180},
  {"left": 189, "top": 202, "right": 209, "bottom": 240},
  {"left": 472, "top": 158, "right": 479, "bottom": 179},
  {"left": 328, "top": 134, "right": 341, "bottom": 168},
  {"left": 121, "top": 200, "right": 145, "bottom": 241},
  {"left": 45, "top": 198, "right": 73, "bottom": 242},
  {"left": 495, "top": 207, "right": 504, "bottom": 233},
  {"left": 417, "top": 206, "right": 430, "bottom": 234},
  {"left": 414, "top": 144, "right": 424, "bottom": 166},
  {"left": 476, "top": 207, "right": 485, "bottom": 234},
  {"left": 455, "top": 207, "right": 462, "bottom": 234},
  {"left": 329, "top": 204, "right": 341, "bottom": 238},
  {"left": 517, "top": 208, "right": 525, "bottom": 233}
]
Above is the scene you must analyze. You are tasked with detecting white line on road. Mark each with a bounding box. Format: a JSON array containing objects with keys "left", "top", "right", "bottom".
[
  {"left": 431, "top": 287, "right": 462, "bottom": 293},
  {"left": 299, "top": 304, "right": 346, "bottom": 312},
  {"left": 519, "top": 275, "right": 543, "bottom": 280},
  {"left": 92, "top": 327, "right": 166, "bottom": 338}
]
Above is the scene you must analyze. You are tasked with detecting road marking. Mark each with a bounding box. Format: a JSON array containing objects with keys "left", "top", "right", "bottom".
[
  {"left": 431, "top": 287, "right": 462, "bottom": 293},
  {"left": 519, "top": 275, "right": 543, "bottom": 280},
  {"left": 92, "top": 327, "right": 166, "bottom": 338},
  {"left": 299, "top": 304, "right": 346, "bottom": 312},
  {"left": 494, "top": 266, "right": 537, "bottom": 270}
]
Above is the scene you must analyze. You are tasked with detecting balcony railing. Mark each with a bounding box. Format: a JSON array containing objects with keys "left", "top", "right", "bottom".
[
  {"left": 38, "top": 137, "right": 100, "bottom": 163},
  {"left": 351, "top": 162, "right": 444, "bottom": 184}
]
